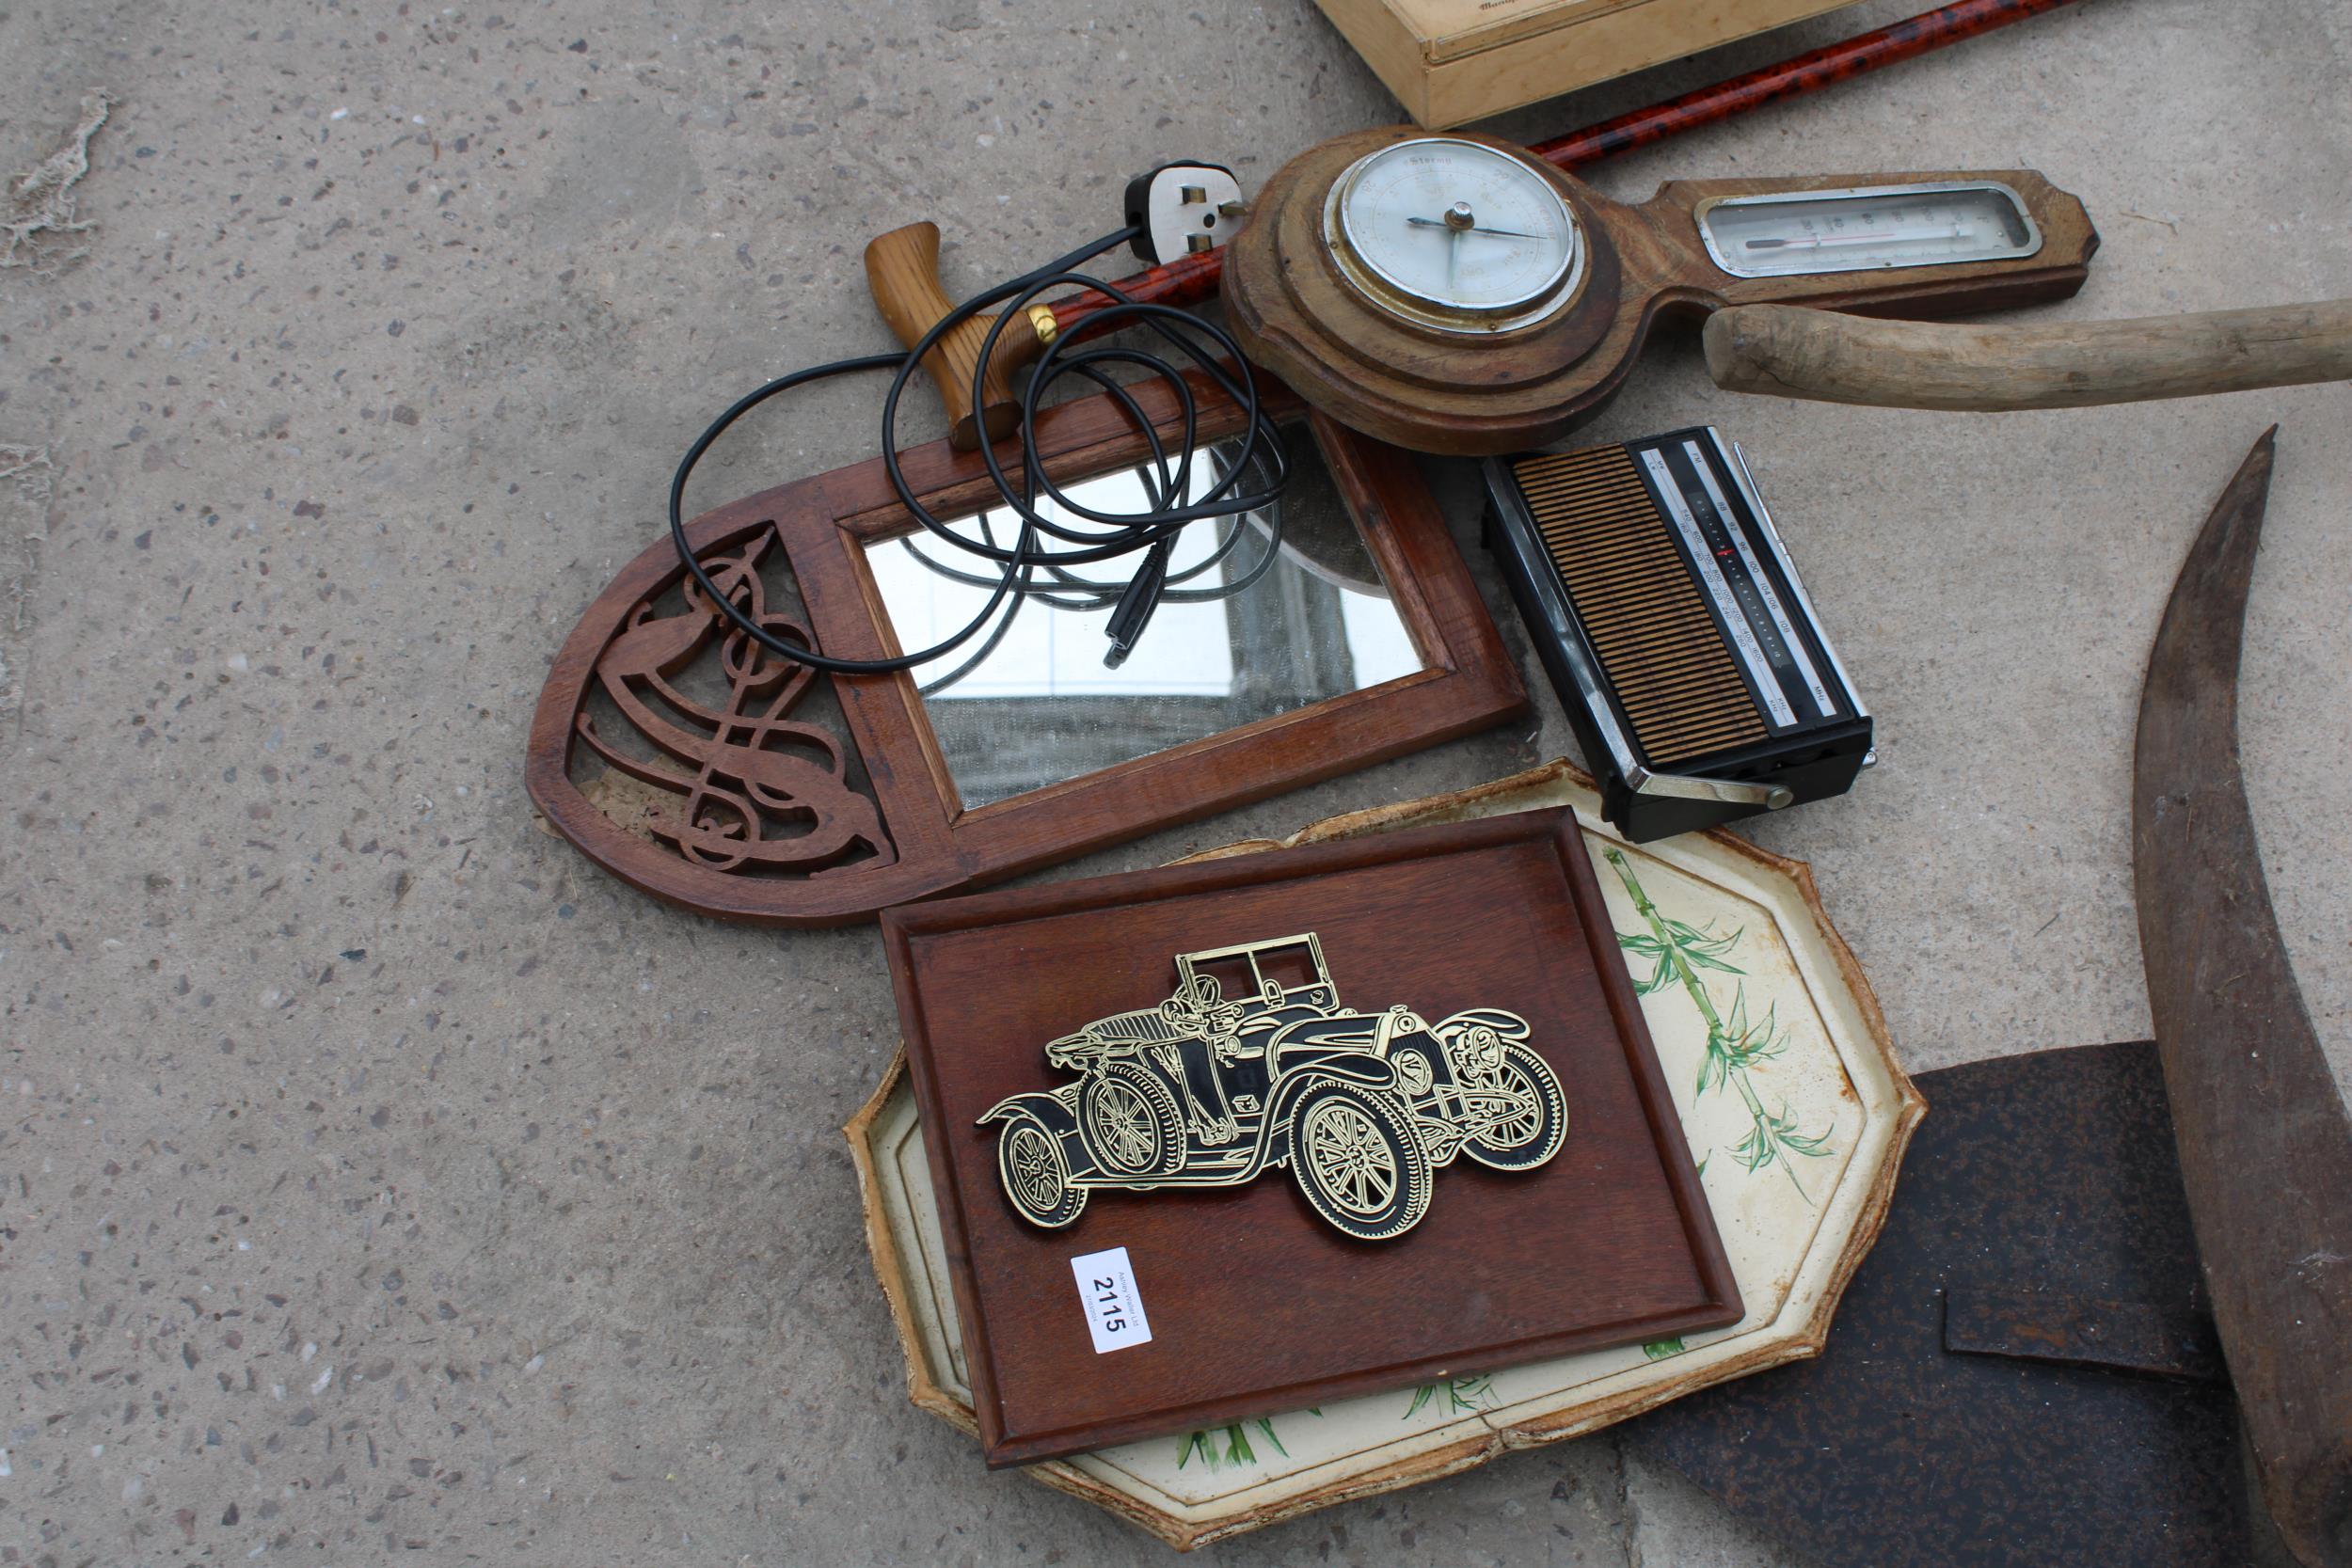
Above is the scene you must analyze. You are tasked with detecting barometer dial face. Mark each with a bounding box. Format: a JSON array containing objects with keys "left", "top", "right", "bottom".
[{"left": 1324, "top": 138, "right": 1581, "bottom": 334}]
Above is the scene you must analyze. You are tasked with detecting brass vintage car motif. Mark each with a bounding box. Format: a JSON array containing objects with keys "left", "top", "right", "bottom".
[{"left": 978, "top": 933, "right": 1569, "bottom": 1242}]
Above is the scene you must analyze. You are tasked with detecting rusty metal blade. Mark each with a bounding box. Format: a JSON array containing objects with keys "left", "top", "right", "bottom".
[{"left": 2134, "top": 426, "right": 2352, "bottom": 1568}]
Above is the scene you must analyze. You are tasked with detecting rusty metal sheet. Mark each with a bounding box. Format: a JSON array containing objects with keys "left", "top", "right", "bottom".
[{"left": 1623, "top": 1040, "right": 2255, "bottom": 1568}]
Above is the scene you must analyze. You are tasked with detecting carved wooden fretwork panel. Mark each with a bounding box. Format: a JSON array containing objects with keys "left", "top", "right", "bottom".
[{"left": 568, "top": 527, "right": 894, "bottom": 879}]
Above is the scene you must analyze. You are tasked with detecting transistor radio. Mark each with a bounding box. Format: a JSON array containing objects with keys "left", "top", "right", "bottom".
[{"left": 1482, "top": 427, "right": 1871, "bottom": 842}]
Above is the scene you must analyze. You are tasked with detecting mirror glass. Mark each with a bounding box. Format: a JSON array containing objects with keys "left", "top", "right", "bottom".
[{"left": 863, "top": 424, "right": 1423, "bottom": 810}]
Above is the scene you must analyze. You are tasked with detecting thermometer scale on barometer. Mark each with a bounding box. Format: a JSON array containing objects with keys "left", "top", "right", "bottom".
[{"left": 1695, "top": 182, "right": 2041, "bottom": 275}]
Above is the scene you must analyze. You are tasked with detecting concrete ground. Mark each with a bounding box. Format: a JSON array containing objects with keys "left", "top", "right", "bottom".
[{"left": 2, "top": 0, "right": 2344, "bottom": 1561}]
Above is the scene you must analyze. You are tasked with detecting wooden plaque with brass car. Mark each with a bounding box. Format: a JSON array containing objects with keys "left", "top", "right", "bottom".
[
  {"left": 1220, "top": 127, "right": 2099, "bottom": 453},
  {"left": 883, "top": 807, "right": 1740, "bottom": 1468}
]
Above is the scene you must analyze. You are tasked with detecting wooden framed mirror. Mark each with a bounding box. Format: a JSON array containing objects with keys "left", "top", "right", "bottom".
[{"left": 525, "top": 373, "right": 1525, "bottom": 926}]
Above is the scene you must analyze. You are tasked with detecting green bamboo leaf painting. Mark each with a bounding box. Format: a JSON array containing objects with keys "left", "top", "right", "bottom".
[
  {"left": 1403, "top": 1374, "right": 1497, "bottom": 1421},
  {"left": 1604, "top": 848, "right": 1837, "bottom": 1204},
  {"left": 1616, "top": 932, "right": 1679, "bottom": 994},
  {"left": 1663, "top": 918, "right": 1746, "bottom": 974},
  {"left": 1174, "top": 1413, "right": 1311, "bottom": 1469},
  {"left": 1775, "top": 1121, "right": 1836, "bottom": 1157},
  {"left": 1694, "top": 1046, "right": 1727, "bottom": 1098}
]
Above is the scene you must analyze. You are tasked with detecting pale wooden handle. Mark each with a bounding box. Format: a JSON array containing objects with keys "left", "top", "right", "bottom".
[
  {"left": 863, "top": 221, "right": 1048, "bottom": 450},
  {"left": 1704, "top": 299, "right": 2352, "bottom": 411}
]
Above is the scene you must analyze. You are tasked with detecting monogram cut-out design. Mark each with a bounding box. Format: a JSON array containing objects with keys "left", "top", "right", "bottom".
[{"left": 570, "top": 528, "right": 893, "bottom": 878}]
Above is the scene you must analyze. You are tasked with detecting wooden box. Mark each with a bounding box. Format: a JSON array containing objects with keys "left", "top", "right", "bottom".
[
  {"left": 1312, "top": 0, "right": 1870, "bottom": 127},
  {"left": 882, "top": 807, "right": 1740, "bottom": 1467}
]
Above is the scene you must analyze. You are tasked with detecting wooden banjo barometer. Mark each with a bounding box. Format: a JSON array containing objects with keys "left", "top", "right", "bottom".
[{"left": 1220, "top": 127, "right": 2099, "bottom": 454}]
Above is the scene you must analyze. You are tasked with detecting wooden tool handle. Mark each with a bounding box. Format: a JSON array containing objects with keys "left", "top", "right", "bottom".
[
  {"left": 1705, "top": 298, "right": 2352, "bottom": 410},
  {"left": 864, "top": 221, "right": 1053, "bottom": 450}
]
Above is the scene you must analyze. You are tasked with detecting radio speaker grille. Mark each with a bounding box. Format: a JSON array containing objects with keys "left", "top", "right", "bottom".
[{"left": 1507, "top": 449, "right": 1766, "bottom": 767}]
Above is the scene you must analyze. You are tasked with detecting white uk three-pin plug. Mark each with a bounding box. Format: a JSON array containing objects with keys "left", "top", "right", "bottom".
[{"left": 1121, "top": 162, "right": 1247, "bottom": 264}]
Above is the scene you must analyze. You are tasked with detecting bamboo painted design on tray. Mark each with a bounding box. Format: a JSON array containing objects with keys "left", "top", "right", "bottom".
[
  {"left": 1405, "top": 1374, "right": 1497, "bottom": 1421},
  {"left": 979, "top": 933, "right": 1571, "bottom": 1243},
  {"left": 1607, "top": 849, "right": 1835, "bottom": 1201},
  {"left": 1173, "top": 1370, "right": 1502, "bottom": 1471},
  {"left": 1177, "top": 1410, "right": 1322, "bottom": 1471}
]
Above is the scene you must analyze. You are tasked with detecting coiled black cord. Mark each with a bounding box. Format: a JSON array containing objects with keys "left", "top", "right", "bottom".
[
  {"left": 897, "top": 440, "right": 1285, "bottom": 696},
  {"left": 667, "top": 224, "right": 1287, "bottom": 677}
]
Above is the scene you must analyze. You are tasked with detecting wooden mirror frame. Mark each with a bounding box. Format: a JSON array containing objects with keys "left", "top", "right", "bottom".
[{"left": 525, "top": 372, "right": 1526, "bottom": 926}]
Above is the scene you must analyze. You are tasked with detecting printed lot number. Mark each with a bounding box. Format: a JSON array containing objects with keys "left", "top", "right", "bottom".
[{"left": 1069, "top": 1246, "right": 1153, "bottom": 1354}]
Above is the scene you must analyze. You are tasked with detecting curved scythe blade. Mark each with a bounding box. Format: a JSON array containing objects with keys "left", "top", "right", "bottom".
[{"left": 2134, "top": 427, "right": 2352, "bottom": 1568}]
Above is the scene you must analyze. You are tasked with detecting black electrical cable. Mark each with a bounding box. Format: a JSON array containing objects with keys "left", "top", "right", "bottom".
[
  {"left": 668, "top": 223, "right": 1288, "bottom": 678},
  {"left": 906, "top": 504, "right": 1284, "bottom": 698},
  {"left": 895, "top": 441, "right": 1282, "bottom": 604}
]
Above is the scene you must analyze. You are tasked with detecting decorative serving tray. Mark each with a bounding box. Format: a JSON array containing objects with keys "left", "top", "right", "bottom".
[{"left": 847, "top": 759, "right": 1922, "bottom": 1547}]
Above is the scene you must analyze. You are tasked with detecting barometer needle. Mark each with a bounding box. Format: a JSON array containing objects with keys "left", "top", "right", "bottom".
[{"left": 1406, "top": 215, "right": 1542, "bottom": 240}]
